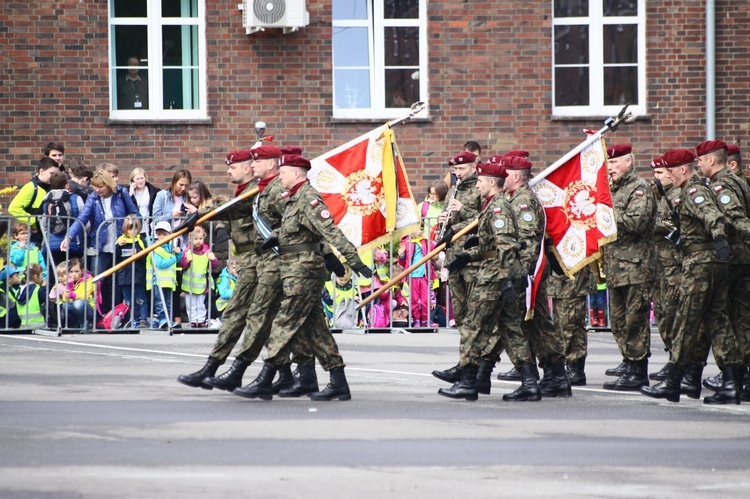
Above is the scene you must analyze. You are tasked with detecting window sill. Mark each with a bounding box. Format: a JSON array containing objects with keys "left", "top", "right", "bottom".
[
  {"left": 331, "top": 117, "right": 433, "bottom": 125},
  {"left": 550, "top": 114, "right": 651, "bottom": 123},
  {"left": 107, "top": 118, "right": 213, "bottom": 126}
]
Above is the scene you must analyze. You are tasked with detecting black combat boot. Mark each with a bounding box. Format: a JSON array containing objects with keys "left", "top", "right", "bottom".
[
  {"left": 278, "top": 361, "right": 319, "bottom": 397},
  {"left": 566, "top": 357, "right": 586, "bottom": 386},
  {"left": 741, "top": 365, "right": 750, "bottom": 402},
  {"left": 640, "top": 363, "right": 682, "bottom": 403},
  {"left": 496, "top": 365, "right": 522, "bottom": 381},
  {"left": 476, "top": 360, "right": 495, "bottom": 395},
  {"left": 203, "top": 358, "right": 249, "bottom": 392},
  {"left": 603, "top": 358, "right": 649, "bottom": 391},
  {"left": 538, "top": 363, "right": 553, "bottom": 391},
  {"left": 679, "top": 362, "right": 704, "bottom": 399},
  {"left": 432, "top": 363, "right": 463, "bottom": 383},
  {"left": 310, "top": 367, "right": 351, "bottom": 401},
  {"left": 605, "top": 360, "right": 628, "bottom": 377},
  {"left": 438, "top": 364, "right": 479, "bottom": 401},
  {"left": 540, "top": 361, "right": 573, "bottom": 398},
  {"left": 502, "top": 364, "right": 542, "bottom": 402},
  {"left": 233, "top": 364, "right": 277, "bottom": 400},
  {"left": 702, "top": 371, "right": 722, "bottom": 392},
  {"left": 271, "top": 364, "right": 295, "bottom": 395},
  {"left": 703, "top": 365, "right": 741, "bottom": 405},
  {"left": 649, "top": 362, "right": 672, "bottom": 381},
  {"left": 177, "top": 357, "right": 222, "bottom": 390}
]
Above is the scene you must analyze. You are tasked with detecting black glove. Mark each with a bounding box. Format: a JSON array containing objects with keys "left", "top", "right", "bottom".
[
  {"left": 715, "top": 235, "right": 732, "bottom": 262},
  {"left": 176, "top": 212, "right": 199, "bottom": 233},
  {"left": 261, "top": 233, "right": 279, "bottom": 251},
  {"left": 352, "top": 262, "right": 373, "bottom": 279},
  {"left": 447, "top": 253, "right": 471, "bottom": 273},
  {"left": 500, "top": 279, "right": 518, "bottom": 304},
  {"left": 324, "top": 253, "right": 347, "bottom": 277},
  {"left": 463, "top": 235, "right": 479, "bottom": 249},
  {"left": 436, "top": 227, "right": 455, "bottom": 250},
  {"left": 544, "top": 238, "right": 564, "bottom": 276}
]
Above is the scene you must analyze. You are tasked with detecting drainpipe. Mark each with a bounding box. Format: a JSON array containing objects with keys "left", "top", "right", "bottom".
[{"left": 706, "top": 0, "right": 715, "bottom": 140}]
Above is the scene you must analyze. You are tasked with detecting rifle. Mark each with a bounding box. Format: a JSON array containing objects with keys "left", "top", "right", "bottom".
[{"left": 654, "top": 178, "right": 681, "bottom": 251}]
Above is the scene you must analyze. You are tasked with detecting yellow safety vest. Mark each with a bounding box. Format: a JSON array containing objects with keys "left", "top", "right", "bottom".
[
  {"left": 181, "top": 252, "right": 210, "bottom": 294},
  {"left": 18, "top": 286, "right": 44, "bottom": 325},
  {"left": 147, "top": 247, "right": 177, "bottom": 291},
  {"left": 215, "top": 277, "right": 235, "bottom": 312}
]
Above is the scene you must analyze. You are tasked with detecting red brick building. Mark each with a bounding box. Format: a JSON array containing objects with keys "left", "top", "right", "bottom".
[{"left": 2, "top": 0, "right": 748, "bottom": 202}]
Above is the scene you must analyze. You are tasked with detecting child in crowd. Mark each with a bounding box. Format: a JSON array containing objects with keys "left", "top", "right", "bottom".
[
  {"left": 0, "top": 265, "right": 22, "bottom": 328},
  {"left": 115, "top": 216, "right": 148, "bottom": 328},
  {"left": 323, "top": 264, "right": 359, "bottom": 328},
  {"left": 397, "top": 230, "right": 433, "bottom": 327},
  {"left": 147, "top": 221, "right": 181, "bottom": 329},
  {"left": 9, "top": 223, "right": 47, "bottom": 282},
  {"left": 41, "top": 170, "right": 85, "bottom": 265},
  {"left": 420, "top": 180, "right": 449, "bottom": 240},
  {"left": 16, "top": 263, "right": 46, "bottom": 327},
  {"left": 214, "top": 255, "right": 237, "bottom": 324},
  {"left": 61, "top": 258, "right": 96, "bottom": 330},
  {"left": 178, "top": 225, "right": 218, "bottom": 328}
]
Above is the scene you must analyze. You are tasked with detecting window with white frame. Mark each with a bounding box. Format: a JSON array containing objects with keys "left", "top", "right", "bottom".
[
  {"left": 332, "top": 0, "right": 428, "bottom": 120},
  {"left": 109, "top": 0, "right": 207, "bottom": 121},
  {"left": 552, "top": 0, "right": 646, "bottom": 117}
]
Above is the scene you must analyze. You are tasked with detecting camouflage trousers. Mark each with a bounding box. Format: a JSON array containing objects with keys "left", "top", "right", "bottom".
[
  {"left": 608, "top": 283, "right": 652, "bottom": 361},
  {"left": 447, "top": 265, "right": 477, "bottom": 329},
  {"left": 476, "top": 280, "right": 533, "bottom": 369},
  {"left": 264, "top": 276, "right": 344, "bottom": 371},
  {"left": 652, "top": 263, "right": 680, "bottom": 352},
  {"left": 550, "top": 295, "right": 588, "bottom": 363},
  {"left": 457, "top": 279, "right": 504, "bottom": 367},
  {"left": 209, "top": 251, "right": 258, "bottom": 363},
  {"left": 518, "top": 283, "right": 565, "bottom": 366},
  {"left": 670, "top": 262, "right": 740, "bottom": 370}
]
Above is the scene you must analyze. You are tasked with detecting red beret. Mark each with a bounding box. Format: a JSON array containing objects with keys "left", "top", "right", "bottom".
[
  {"left": 727, "top": 144, "right": 740, "bottom": 156},
  {"left": 506, "top": 149, "right": 530, "bottom": 158},
  {"left": 225, "top": 149, "right": 254, "bottom": 165},
  {"left": 448, "top": 151, "right": 477, "bottom": 166},
  {"left": 696, "top": 140, "right": 727, "bottom": 157},
  {"left": 476, "top": 162, "right": 507, "bottom": 178},
  {"left": 499, "top": 155, "right": 532, "bottom": 171},
  {"left": 250, "top": 145, "right": 282, "bottom": 160},
  {"left": 662, "top": 149, "right": 696, "bottom": 168},
  {"left": 649, "top": 156, "right": 665, "bottom": 169},
  {"left": 487, "top": 155, "right": 504, "bottom": 164},
  {"left": 607, "top": 144, "right": 632, "bottom": 159},
  {"left": 280, "top": 146, "right": 303, "bottom": 155},
  {"left": 279, "top": 154, "right": 312, "bottom": 170}
]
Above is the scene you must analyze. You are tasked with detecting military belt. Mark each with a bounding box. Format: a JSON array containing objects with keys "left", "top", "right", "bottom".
[
  {"left": 254, "top": 246, "right": 274, "bottom": 256},
  {"left": 277, "top": 242, "right": 321, "bottom": 255},
  {"left": 728, "top": 236, "right": 742, "bottom": 245},
  {"left": 682, "top": 241, "right": 715, "bottom": 255},
  {"left": 235, "top": 242, "right": 255, "bottom": 254},
  {"left": 479, "top": 250, "right": 498, "bottom": 260}
]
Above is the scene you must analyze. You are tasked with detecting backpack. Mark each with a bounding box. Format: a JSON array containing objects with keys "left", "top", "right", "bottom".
[
  {"left": 370, "top": 303, "right": 389, "bottom": 328},
  {"left": 43, "top": 191, "right": 76, "bottom": 235},
  {"left": 332, "top": 296, "right": 357, "bottom": 328},
  {"left": 97, "top": 302, "right": 130, "bottom": 330}
]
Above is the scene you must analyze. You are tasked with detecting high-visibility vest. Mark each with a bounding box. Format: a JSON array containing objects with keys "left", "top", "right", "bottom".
[
  {"left": 323, "top": 281, "right": 356, "bottom": 315},
  {"left": 18, "top": 286, "right": 44, "bottom": 325},
  {"left": 181, "top": 252, "right": 210, "bottom": 294},
  {"left": 147, "top": 247, "right": 177, "bottom": 291},
  {"left": 215, "top": 277, "right": 235, "bottom": 312},
  {"left": 69, "top": 277, "right": 96, "bottom": 308},
  {"left": 0, "top": 289, "right": 18, "bottom": 318}
]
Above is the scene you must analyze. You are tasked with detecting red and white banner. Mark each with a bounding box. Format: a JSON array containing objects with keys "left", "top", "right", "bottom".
[
  {"left": 530, "top": 135, "right": 616, "bottom": 275},
  {"left": 309, "top": 125, "right": 420, "bottom": 252}
]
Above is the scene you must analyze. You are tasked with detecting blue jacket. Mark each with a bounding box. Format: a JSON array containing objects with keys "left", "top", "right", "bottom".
[
  {"left": 216, "top": 267, "right": 237, "bottom": 300},
  {"left": 41, "top": 189, "right": 85, "bottom": 254},
  {"left": 68, "top": 187, "right": 140, "bottom": 252}
]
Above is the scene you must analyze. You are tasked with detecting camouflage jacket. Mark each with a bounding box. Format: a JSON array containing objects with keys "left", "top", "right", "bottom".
[
  {"left": 252, "top": 175, "right": 286, "bottom": 249},
  {"left": 507, "top": 183, "right": 545, "bottom": 274},
  {"left": 708, "top": 167, "right": 750, "bottom": 264},
  {"left": 547, "top": 265, "right": 596, "bottom": 299},
  {"left": 653, "top": 182, "right": 682, "bottom": 267},
  {"left": 199, "top": 179, "right": 258, "bottom": 254},
  {"left": 466, "top": 193, "right": 524, "bottom": 286},
  {"left": 277, "top": 181, "right": 362, "bottom": 278},
  {"left": 673, "top": 174, "right": 727, "bottom": 266},
  {"left": 445, "top": 175, "right": 482, "bottom": 261},
  {"left": 601, "top": 167, "right": 657, "bottom": 287}
]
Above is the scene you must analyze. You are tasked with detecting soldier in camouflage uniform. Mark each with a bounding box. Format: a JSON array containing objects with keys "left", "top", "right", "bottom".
[
  {"left": 177, "top": 149, "right": 260, "bottom": 389},
  {"left": 600, "top": 144, "right": 657, "bottom": 391},
  {"left": 233, "top": 153, "right": 371, "bottom": 402},
  {"left": 690, "top": 140, "right": 750, "bottom": 401},
  {"left": 500, "top": 153, "right": 571, "bottom": 398},
  {"left": 431, "top": 151, "right": 483, "bottom": 384},
  {"left": 648, "top": 158, "right": 683, "bottom": 381},
  {"left": 641, "top": 148, "right": 741, "bottom": 404},
  {"left": 547, "top": 265, "right": 596, "bottom": 386},
  {"left": 438, "top": 161, "right": 538, "bottom": 401}
]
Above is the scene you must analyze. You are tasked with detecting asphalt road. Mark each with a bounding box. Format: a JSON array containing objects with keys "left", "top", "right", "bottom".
[{"left": 1, "top": 330, "right": 749, "bottom": 498}]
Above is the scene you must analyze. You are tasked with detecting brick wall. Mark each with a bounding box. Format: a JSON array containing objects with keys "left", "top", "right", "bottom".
[{"left": 1, "top": 0, "right": 749, "bottom": 207}]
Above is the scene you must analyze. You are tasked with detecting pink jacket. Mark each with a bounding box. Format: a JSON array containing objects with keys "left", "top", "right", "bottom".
[{"left": 396, "top": 235, "right": 435, "bottom": 281}]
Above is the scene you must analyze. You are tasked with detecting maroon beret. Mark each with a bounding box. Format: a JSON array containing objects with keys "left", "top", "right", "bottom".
[
  {"left": 506, "top": 149, "right": 530, "bottom": 158},
  {"left": 727, "top": 144, "right": 740, "bottom": 156},
  {"left": 662, "top": 149, "right": 696, "bottom": 168},
  {"left": 499, "top": 155, "right": 532, "bottom": 171},
  {"left": 475, "top": 162, "right": 507, "bottom": 178},
  {"left": 279, "top": 154, "right": 312, "bottom": 170},
  {"left": 649, "top": 156, "right": 665, "bottom": 169},
  {"left": 250, "top": 145, "right": 282, "bottom": 160},
  {"left": 225, "top": 149, "right": 254, "bottom": 165},
  {"left": 607, "top": 144, "right": 632, "bottom": 159},
  {"left": 280, "top": 146, "right": 303, "bottom": 155},
  {"left": 487, "top": 155, "right": 504, "bottom": 164},
  {"left": 448, "top": 151, "right": 477, "bottom": 166},
  {"left": 696, "top": 140, "right": 727, "bottom": 157}
]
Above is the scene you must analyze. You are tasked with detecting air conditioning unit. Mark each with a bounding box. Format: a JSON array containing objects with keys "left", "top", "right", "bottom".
[{"left": 240, "top": 0, "right": 310, "bottom": 35}]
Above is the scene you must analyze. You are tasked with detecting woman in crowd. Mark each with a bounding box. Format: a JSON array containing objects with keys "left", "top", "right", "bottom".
[{"left": 129, "top": 167, "right": 160, "bottom": 238}]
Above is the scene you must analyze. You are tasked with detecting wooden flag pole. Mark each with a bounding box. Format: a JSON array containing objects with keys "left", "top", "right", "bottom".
[
  {"left": 357, "top": 220, "right": 478, "bottom": 310},
  {"left": 91, "top": 186, "right": 260, "bottom": 284}
]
